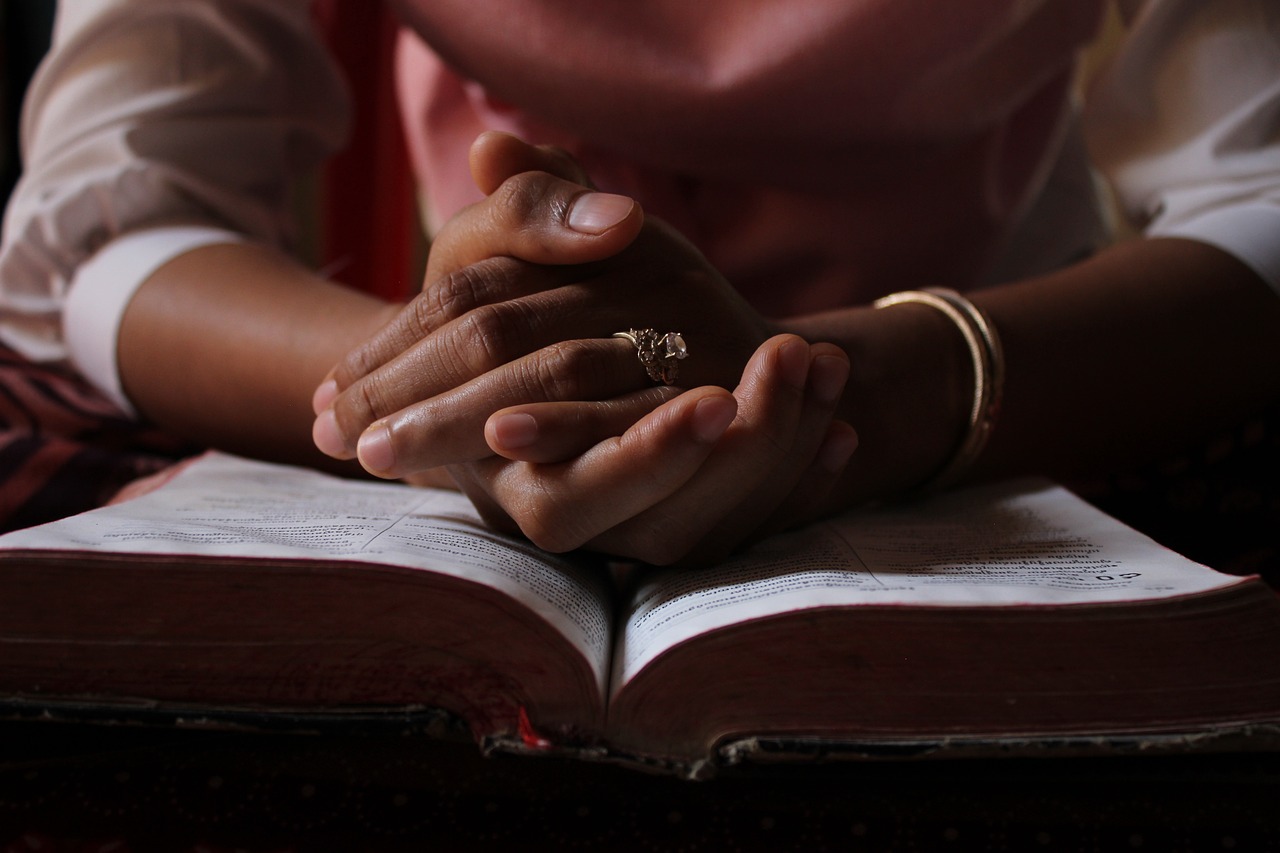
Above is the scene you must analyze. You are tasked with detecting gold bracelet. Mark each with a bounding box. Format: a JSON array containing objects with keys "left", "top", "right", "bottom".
[{"left": 872, "top": 287, "right": 1004, "bottom": 493}]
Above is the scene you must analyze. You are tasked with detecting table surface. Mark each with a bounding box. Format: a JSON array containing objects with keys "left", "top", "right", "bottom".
[{"left": 2, "top": 720, "right": 1277, "bottom": 851}]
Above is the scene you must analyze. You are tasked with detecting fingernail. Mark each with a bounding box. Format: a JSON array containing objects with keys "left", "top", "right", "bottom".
[
  {"left": 779, "top": 338, "right": 809, "bottom": 390},
  {"left": 818, "top": 425, "right": 859, "bottom": 473},
  {"left": 311, "top": 409, "right": 350, "bottom": 458},
  {"left": 490, "top": 412, "right": 539, "bottom": 449},
  {"left": 692, "top": 395, "right": 737, "bottom": 443},
  {"left": 567, "top": 192, "right": 634, "bottom": 234},
  {"left": 357, "top": 423, "right": 396, "bottom": 475},
  {"left": 810, "top": 354, "right": 849, "bottom": 404},
  {"left": 312, "top": 379, "right": 338, "bottom": 415}
]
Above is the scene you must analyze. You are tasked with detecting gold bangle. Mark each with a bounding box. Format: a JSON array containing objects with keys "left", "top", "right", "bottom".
[{"left": 872, "top": 287, "right": 1004, "bottom": 493}]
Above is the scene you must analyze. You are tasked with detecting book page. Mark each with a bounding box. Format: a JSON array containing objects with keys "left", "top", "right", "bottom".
[
  {"left": 614, "top": 479, "right": 1244, "bottom": 690},
  {"left": 0, "top": 453, "right": 614, "bottom": 693}
]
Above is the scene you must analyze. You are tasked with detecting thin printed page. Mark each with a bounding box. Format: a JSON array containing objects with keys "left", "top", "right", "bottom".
[
  {"left": 0, "top": 453, "right": 614, "bottom": 694},
  {"left": 614, "top": 479, "right": 1244, "bottom": 691}
]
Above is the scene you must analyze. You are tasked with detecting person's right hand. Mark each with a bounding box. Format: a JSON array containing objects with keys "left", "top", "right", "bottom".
[{"left": 449, "top": 333, "right": 858, "bottom": 566}]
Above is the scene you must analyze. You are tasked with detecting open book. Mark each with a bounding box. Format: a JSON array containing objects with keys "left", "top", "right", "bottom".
[{"left": 1, "top": 453, "right": 1278, "bottom": 777}]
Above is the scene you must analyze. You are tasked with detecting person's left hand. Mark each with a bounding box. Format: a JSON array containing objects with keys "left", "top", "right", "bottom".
[
  {"left": 311, "top": 132, "right": 777, "bottom": 473},
  {"left": 309, "top": 134, "right": 858, "bottom": 562}
]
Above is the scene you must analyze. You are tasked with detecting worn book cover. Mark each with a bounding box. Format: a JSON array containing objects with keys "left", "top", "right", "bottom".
[{"left": 1, "top": 453, "right": 1277, "bottom": 778}]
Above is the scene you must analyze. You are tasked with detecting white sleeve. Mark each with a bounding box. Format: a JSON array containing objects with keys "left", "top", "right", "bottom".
[
  {"left": 0, "top": 0, "right": 350, "bottom": 370},
  {"left": 1084, "top": 0, "right": 1280, "bottom": 292},
  {"left": 63, "top": 225, "right": 246, "bottom": 416}
]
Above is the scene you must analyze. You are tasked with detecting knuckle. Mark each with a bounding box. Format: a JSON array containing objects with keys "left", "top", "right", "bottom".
[
  {"left": 423, "top": 258, "right": 521, "bottom": 327},
  {"left": 524, "top": 340, "right": 606, "bottom": 402},
  {"left": 348, "top": 375, "right": 394, "bottom": 425},
  {"left": 526, "top": 342, "right": 579, "bottom": 402},
  {"left": 495, "top": 172, "right": 570, "bottom": 236},
  {"left": 413, "top": 285, "right": 451, "bottom": 336},
  {"left": 332, "top": 341, "right": 384, "bottom": 388},
  {"left": 512, "top": 486, "right": 590, "bottom": 554},
  {"left": 453, "top": 301, "right": 532, "bottom": 373},
  {"left": 493, "top": 173, "right": 541, "bottom": 219}
]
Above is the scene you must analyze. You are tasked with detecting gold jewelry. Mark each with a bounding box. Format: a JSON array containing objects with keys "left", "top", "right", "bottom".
[
  {"left": 872, "top": 288, "right": 1004, "bottom": 493},
  {"left": 613, "top": 328, "right": 688, "bottom": 385}
]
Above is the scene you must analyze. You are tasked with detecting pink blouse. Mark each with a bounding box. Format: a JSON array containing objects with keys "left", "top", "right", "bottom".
[
  {"left": 392, "top": 0, "right": 1104, "bottom": 315},
  {"left": 2, "top": 0, "right": 1278, "bottom": 412}
]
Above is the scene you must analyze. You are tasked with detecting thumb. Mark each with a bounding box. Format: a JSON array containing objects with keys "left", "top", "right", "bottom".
[
  {"left": 470, "top": 131, "right": 596, "bottom": 194},
  {"left": 429, "top": 170, "right": 643, "bottom": 276}
]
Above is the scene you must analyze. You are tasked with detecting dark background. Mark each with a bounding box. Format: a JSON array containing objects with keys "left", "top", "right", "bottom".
[{"left": 1, "top": 0, "right": 55, "bottom": 205}]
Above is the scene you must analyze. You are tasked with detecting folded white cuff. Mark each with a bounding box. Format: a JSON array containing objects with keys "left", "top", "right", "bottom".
[{"left": 63, "top": 226, "right": 248, "bottom": 417}]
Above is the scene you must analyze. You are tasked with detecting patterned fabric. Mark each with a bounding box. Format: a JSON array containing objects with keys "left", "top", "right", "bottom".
[{"left": 0, "top": 343, "right": 194, "bottom": 534}]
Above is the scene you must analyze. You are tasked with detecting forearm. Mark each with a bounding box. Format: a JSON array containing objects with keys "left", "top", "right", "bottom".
[
  {"left": 786, "top": 237, "right": 1280, "bottom": 506},
  {"left": 974, "top": 238, "right": 1280, "bottom": 480},
  {"left": 118, "top": 243, "right": 398, "bottom": 467}
]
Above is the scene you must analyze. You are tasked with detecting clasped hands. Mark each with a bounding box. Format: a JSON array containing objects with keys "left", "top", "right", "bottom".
[{"left": 312, "top": 133, "right": 857, "bottom": 565}]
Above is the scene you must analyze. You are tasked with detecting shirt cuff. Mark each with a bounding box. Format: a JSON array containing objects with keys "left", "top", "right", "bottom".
[
  {"left": 1149, "top": 202, "right": 1280, "bottom": 296},
  {"left": 63, "top": 225, "right": 248, "bottom": 417}
]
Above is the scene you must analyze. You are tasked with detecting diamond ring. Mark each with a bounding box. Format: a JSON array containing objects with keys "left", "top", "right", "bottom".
[{"left": 612, "top": 328, "right": 688, "bottom": 385}]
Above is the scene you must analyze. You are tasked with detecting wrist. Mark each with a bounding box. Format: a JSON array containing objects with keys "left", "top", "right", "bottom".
[
  {"left": 786, "top": 301, "right": 974, "bottom": 505},
  {"left": 872, "top": 288, "right": 1004, "bottom": 494}
]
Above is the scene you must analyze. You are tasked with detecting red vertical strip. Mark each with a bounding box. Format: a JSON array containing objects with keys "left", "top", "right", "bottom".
[{"left": 315, "top": 1, "right": 417, "bottom": 301}]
